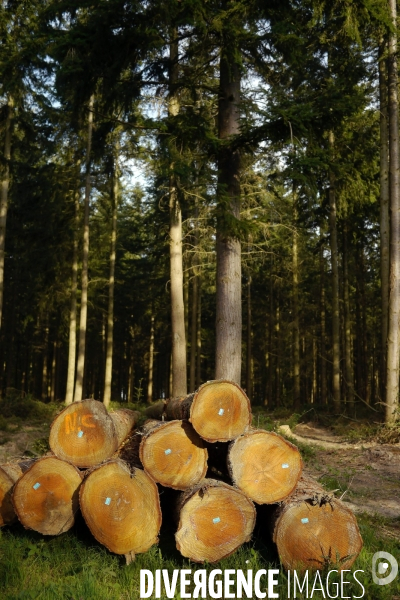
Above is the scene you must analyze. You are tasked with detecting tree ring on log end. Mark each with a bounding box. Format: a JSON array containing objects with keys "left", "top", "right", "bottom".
[
  {"left": 12, "top": 456, "right": 82, "bottom": 535},
  {"left": 228, "top": 430, "right": 302, "bottom": 504},
  {"left": 79, "top": 459, "right": 161, "bottom": 556},
  {"left": 176, "top": 479, "right": 255, "bottom": 563},
  {"left": 139, "top": 420, "right": 208, "bottom": 490},
  {"left": 49, "top": 400, "right": 118, "bottom": 468},
  {"left": 190, "top": 380, "right": 251, "bottom": 443},
  {"left": 275, "top": 499, "right": 363, "bottom": 571}
]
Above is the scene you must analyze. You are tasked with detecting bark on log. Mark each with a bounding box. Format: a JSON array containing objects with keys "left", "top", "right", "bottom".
[
  {"left": 49, "top": 399, "right": 137, "bottom": 468},
  {"left": 175, "top": 478, "right": 256, "bottom": 563},
  {"left": 166, "top": 380, "right": 252, "bottom": 442},
  {"left": 79, "top": 459, "right": 161, "bottom": 559},
  {"left": 0, "top": 463, "right": 23, "bottom": 526},
  {"left": 228, "top": 429, "right": 302, "bottom": 504},
  {"left": 269, "top": 474, "right": 363, "bottom": 571},
  {"left": 12, "top": 456, "right": 82, "bottom": 535},
  {"left": 0, "top": 459, "right": 35, "bottom": 526},
  {"left": 139, "top": 420, "right": 208, "bottom": 490}
]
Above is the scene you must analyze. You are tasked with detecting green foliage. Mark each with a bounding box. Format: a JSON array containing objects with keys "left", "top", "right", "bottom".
[{"left": 0, "top": 393, "right": 57, "bottom": 422}]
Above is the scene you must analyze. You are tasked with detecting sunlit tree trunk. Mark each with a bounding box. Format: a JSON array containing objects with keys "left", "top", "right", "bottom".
[
  {"left": 320, "top": 243, "right": 327, "bottom": 405},
  {"left": 196, "top": 277, "right": 202, "bottom": 388},
  {"left": 169, "top": 31, "right": 187, "bottom": 397},
  {"left": 147, "top": 314, "right": 155, "bottom": 404},
  {"left": 246, "top": 275, "right": 252, "bottom": 398},
  {"left": 215, "top": 29, "right": 242, "bottom": 383},
  {"left": 328, "top": 130, "right": 341, "bottom": 411},
  {"left": 65, "top": 179, "right": 80, "bottom": 405},
  {"left": 293, "top": 200, "right": 300, "bottom": 410},
  {"left": 74, "top": 95, "right": 94, "bottom": 403},
  {"left": 386, "top": 0, "right": 400, "bottom": 423},
  {"left": 103, "top": 151, "right": 119, "bottom": 408},
  {"left": 379, "top": 37, "right": 390, "bottom": 402},
  {"left": 0, "top": 95, "right": 13, "bottom": 330}
]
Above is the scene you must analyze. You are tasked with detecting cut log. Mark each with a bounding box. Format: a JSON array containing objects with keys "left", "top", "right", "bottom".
[
  {"left": 12, "top": 456, "right": 82, "bottom": 535},
  {"left": 269, "top": 474, "right": 363, "bottom": 571},
  {"left": 79, "top": 459, "right": 161, "bottom": 558},
  {"left": 228, "top": 429, "right": 302, "bottom": 504},
  {"left": 139, "top": 420, "right": 208, "bottom": 490},
  {"left": 166, "top": 380, "right": 252, "bottom": 443},
  {"left": 0, "top": 460, "right": 36, "bottom": 526},
  {"left": 0, "top": 463, "right": 23, "bottom": 526},
  {"left": 49, "top": 399, "right": 137, "bottom": 468},
  {"left": 175, "top": 478, "right": 256, "bottom": 563}
]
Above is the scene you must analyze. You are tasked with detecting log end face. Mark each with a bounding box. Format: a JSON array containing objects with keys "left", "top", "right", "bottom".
[
  {"left": 176, "top": 481, "right": 255, "bottom": 563},
  {"left": 229, "top": 431, "right": 303, "bottom": 504},
  {"left": 140, "top": 420, "right": 208, "bottom": 490},
  {"left": 275, "top": 499, "right": 363, "bottom": 572},
  {"left": 79, "top": 460, "right": 161, "bottom": 556},
  {"left": 49, "top": 400, "right": 118, "bottom": 468},
  {"left": 12, "top": 456, "right": 82, "bottom": 535},
  {"left": 190, "top": 380, "right": 251, "bottom": 443}
]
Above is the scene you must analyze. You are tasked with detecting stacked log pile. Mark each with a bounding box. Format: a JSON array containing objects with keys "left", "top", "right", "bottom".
[{"left": 1, "top": 381, "right": 363, "bottom": 572}]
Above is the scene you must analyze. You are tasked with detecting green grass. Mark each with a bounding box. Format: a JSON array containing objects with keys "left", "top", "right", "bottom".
[{"left": 0, "top": 513, "right": 399, "bottom": 599}]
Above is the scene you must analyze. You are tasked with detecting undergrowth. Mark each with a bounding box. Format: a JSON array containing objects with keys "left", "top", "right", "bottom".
[{"left": 0, "top": 513, "right": 399, "bottom": 599}]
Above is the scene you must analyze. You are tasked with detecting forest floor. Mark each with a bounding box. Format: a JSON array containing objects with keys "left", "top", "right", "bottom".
[{"left": 282, "top": 422, "right": 400, "bottom": 529}]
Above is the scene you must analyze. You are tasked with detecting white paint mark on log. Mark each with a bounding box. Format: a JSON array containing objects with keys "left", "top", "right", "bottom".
[
  {"left": 105, "top": 497, "right": 112, "bottom": 505},
  {"left": 218, "top": 408, "right": 225, "bottom": 416}
]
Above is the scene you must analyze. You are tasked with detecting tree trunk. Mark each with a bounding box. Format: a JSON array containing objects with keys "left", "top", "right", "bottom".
[
  {"left": 147, "top": 313, "right": 155, "bottom": 404},
  {"left": 246, "top": 274, "right": 253, "bottom": 398},
  {"left": 49, "top": 399, "right": 137, "bottom": 468},
  {"left": 169, "top": 32, "right": 187, "bottom": 397},
  {"left": 293, "top": 201, "right": 301, "bottom": 410},
  {"left": 379, "top": 36, "right": 390, "bottom": 403},
  {"left": 65, "top": 178, "right": 80, "bottom": 405},
  {"left": 386, "top": 0, "right": 400, "bottom": 423},
  {"left": 190, "top": 207, "right": 199, "bottom": 392},
  {"left": 0, "top": 95, "right": 13, "bottom": 330},
  {"left": 228, "top": 429, "right": 302, "bottom": 504},
  {"left": 103, "top": 151, "right": 119, "bottom": 408},
  {"left": 79, "top": 459, "right": 161, "bottom": 559},
  {"left": 343, "top": 222, "right": 355, "bottom": 409},
  {"left": 215, "top": 29, "right": 242, "bottom": 384},
  {"left": 328, "top": 130, "right": 341, "bottom": 411},
  {"left": 74, "top": 95, "right": 94, "bottom": 403},
  {"left": 196, "top": 276, "right": 202, "bottom": 388},
  {"left": 175, "top": 479, "right": 255, "bottom": 563},
  {"left": 139, "top": 419, "right": 208, "bottom": 490},
  {"left": 319, "top": 243, "right": 327, "bottom": 405},
  {"left": 266, "top": 474, "right": 363, "bottom": 572},
  {"left": 12, "top": 456, "right": 82, "bottom": 535}
]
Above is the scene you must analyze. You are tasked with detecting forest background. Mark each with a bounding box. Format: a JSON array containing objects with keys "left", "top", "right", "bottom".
[{"left": 1, "top": 0, "right": 400, "bottom": 429}]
